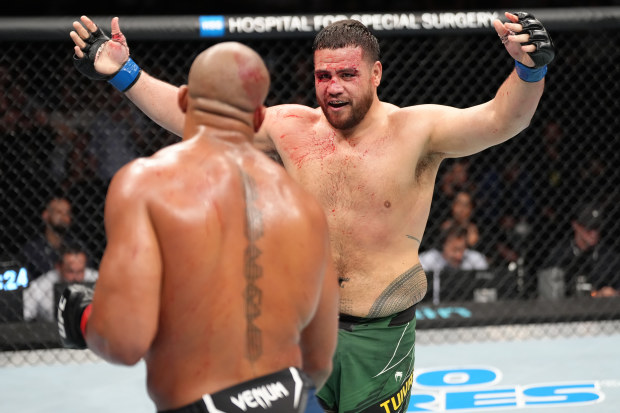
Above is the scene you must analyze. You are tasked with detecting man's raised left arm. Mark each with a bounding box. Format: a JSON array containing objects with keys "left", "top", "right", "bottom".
[{"left": 426, "top": 11, "right": 556, "bottom": 157}]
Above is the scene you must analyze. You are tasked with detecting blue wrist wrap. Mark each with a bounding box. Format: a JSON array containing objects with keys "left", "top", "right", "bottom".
[
  {"left": 515, "top": 60, "right": 547, "bottom": 83},
  {"left": 108, "top": 58, "right": 141, "bottom": 92}
]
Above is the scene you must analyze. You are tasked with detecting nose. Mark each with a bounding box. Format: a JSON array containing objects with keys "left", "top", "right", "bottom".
[{"left": 327, "top": 78, "right": 344, "bottom": 95}]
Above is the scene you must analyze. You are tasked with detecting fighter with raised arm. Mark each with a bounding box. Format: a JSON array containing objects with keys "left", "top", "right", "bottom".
[
  {"left": 58, "top": 41, "right": 339, "bottom": 413},
  {"left": 70, "top": 11, "right": 554, "bottom": 412}
]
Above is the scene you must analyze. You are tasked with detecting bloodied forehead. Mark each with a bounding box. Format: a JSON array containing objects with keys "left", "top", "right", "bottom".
[{"left": 314, "top": 47, "right": 367, "bottom": 72}]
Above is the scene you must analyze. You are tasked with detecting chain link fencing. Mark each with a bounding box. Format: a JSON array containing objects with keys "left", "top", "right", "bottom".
[{"left": 1, "top": 9, "right": 619, "bottom": 363}]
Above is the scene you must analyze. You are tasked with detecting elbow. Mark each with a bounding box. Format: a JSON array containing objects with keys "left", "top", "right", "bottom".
[
  {"left": 85, "top": 327, "right": 149, "bottom": 366},
  {"left": 84, "top": 309, "right": 156, "bottom": 365},
  {"left": 107, "top": 346, "right": 145, "bottom": 366},
  {"left": 497, "top": 116, "right": 531, "bottom": 143},
  {"left": 517, "top": 116, "right": 532, "bottom": 134},
  {"left": 303, "top": 355, "right": 333, "bottom": 390},
  {"left": 97, "top": 341, "right": 147, "bottom": 366}
]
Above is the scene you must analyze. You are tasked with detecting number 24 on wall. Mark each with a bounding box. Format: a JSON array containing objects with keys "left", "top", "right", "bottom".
[{"left": 1, "top": 268, "right": 29, "bottom": 291}]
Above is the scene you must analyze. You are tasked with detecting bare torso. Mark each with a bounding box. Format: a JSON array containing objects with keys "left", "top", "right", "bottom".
[
  {"left": 263, "top": 102, "right": 439, "bottom": 317},
  {"left": 141, "top": 137, "right": 328, "bottom": 409}
]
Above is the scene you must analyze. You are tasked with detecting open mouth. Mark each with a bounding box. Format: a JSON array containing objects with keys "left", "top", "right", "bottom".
[{"left": 328, "top": 100, "right": 349, "bottom": 109}]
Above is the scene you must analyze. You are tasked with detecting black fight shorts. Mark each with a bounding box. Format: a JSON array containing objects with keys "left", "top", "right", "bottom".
[{"left": 158, "top": 367, "right": 314, "bottom": 413}]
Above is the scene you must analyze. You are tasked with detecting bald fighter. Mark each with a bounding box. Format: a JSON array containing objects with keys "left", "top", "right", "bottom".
[{"left": 57, "top": 42, "right": 339, "bottom": 413}]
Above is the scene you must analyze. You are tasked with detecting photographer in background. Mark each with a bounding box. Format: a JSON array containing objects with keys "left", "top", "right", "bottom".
[
  {"left": 23, "top": 244, "right": 98, "bottom": 322},
  {"left": 538, "top": 202, "right": 620, "bottom": 299}
]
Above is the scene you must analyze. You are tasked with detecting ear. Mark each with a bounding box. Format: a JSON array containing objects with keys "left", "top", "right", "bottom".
[
  {"left": 178, "top": 85, "right": 189, "bottom": 113},
  {"left": 253, "top": 105, "right": 266, "bottom": 133},
  {"left": 372, "top": 61, "right": 382, "bottom": 87}
]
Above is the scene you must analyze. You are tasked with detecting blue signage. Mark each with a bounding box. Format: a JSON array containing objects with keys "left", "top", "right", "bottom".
[
  {"left": 407, "top": 366, "right": 603, "bottom": 411},
  {"left": 199, "top": 16, "right": 226, "bottom": 37},
  {"left": 1, "top": 267, "right": 28, "bottom": 291},
  {"left": 416, "top": 306, "right": 472, "bottom": 320}
]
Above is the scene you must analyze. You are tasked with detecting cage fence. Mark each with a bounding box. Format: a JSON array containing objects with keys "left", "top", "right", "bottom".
[{"left": 1, "top": 8, "right": 619, "bottom": 365}]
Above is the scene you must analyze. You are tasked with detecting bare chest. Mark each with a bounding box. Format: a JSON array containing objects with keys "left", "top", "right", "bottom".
[{"left": 276, "top": 129, "right": 414, "bottom": 213}]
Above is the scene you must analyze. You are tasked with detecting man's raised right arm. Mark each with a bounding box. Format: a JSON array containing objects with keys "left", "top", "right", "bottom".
[
  {"left": 125, "top": 71, "right": 185, "bottom": 136},
  {"left": 70, "top": 16, "right": 184, "bottom": 137}
]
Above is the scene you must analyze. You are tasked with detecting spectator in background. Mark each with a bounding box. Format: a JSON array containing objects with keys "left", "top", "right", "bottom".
[
  {"left": 20, "top": 195, "right": 81, "bottom": 279},
  {"left": 426, "top": 159, "right": 478, "bottom": 249},
  {"left": 538, "top": 202, "right": 620, "bottom": 299},
  {"left": 23, "top": 244, "right": 98, "bottom": 322},
  {"left": 440, "top": 190, "right": 480, "bottom": 249},
  {"left": 420, "top": 224, "right": 489, "bottom": 304},
  {"left": 439, "top": 158, "right": 476, "bottom": 200},
  {"left": 420, "top": 224, "right": 489, "bottom": 275}
]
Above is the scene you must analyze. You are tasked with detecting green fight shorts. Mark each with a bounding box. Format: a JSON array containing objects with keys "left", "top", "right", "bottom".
[{"left": 316, "top": 305, "right": 417, "bottom": 413}]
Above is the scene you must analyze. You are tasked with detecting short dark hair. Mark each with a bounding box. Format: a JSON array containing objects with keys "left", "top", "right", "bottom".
[
  {"left": 58, "top": 243, "right": 86, "bottom": 262},
  {"left": 574, "top": 203, "right": 603, "bottom": 231},
  {"left": 42, "top": 192, "right": 71, "bottom": 212},
  {"left": 313, "top": 19, "right": 380, "bottom": 63},
  {"left": 439, "top": 224, "right": 468, "bottom": 248}
]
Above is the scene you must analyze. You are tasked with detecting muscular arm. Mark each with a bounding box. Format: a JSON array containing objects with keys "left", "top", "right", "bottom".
[
  {"left": 85, "top": 160, "right": 162, "bottom": 365},
  {"left": 426, "top": 71, "right": 543, "bottom": 157},
  {"left": 71, "top": 16, "right": 185, "bottom": 137},
  {"left": 299, "top": 214, "right": 339, "bottom": 390},
  {"left": 425, "top": 12, "right": 551, "bottom": 158},
  {"left": 125, "top": 71, "right": 185, "bottom": 137}
]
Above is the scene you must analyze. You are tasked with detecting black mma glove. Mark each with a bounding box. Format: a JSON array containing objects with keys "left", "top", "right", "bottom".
[
  {"left": 73, "top": 24, "right": 141, "bottom": 92},
  {"left": 57, "top": 284, "right": 94, "bottom": 349},
  {"left": 73, "top": 28, "right": 112, "bottom": 80},
  {"left": 514, "top": 12, "right": 556, "bottom": 68}
]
